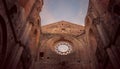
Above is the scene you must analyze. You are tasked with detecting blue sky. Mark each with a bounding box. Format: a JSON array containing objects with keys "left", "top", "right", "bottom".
[{"left": 40, "top": 0, "right": 89, "bottom": 26}]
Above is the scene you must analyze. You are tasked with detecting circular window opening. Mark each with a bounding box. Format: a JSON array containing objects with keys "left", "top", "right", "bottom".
[
  {"left": 55, "top": 42, "right": 72, "bottom": 55},
  {"left": 58, "top": 44, "right": 69, "bottom": 52}
]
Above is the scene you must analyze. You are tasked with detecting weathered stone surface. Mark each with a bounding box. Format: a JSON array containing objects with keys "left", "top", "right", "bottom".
[
  {"left": 0, "top": 0, "right": 43, "bottom": 69},
  {"left": 0, "top": 0, "right": 120, "bottom": 69},
  {"left": 42, "top": 21, "right": 85, "bottom": 36}
]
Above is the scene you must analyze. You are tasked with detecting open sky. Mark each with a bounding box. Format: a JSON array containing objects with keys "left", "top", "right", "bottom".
[{"left": 40, "top": 0, "right": 89, "bottom": 26}]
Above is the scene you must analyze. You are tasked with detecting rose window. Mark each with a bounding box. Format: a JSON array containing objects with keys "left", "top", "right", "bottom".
[{"left": 55, "top": 42, "right": 72, "bottom": 55}]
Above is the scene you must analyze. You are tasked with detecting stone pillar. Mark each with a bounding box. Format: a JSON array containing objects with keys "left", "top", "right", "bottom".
[
  {"left": 6, "top": 44, "right": 24, "bottom": 69},
  {"left": 11, "top": 46, "right": 23, "bottom": 69},
  {"left": 20, "top": 23, "right": 32, "bottom": 45},
  {"left": 106, "top": 46, "right": 120, "bottom": 69},
  {"left": 93, "top": 17, "right": 110, "bottom": 47},
  {"left": 6, "top": 44, "right": 20, "bottom": 69}
]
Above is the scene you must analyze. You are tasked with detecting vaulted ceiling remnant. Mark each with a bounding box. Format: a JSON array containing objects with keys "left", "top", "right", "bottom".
[{"left": 0, "top": 0, "right": 120, "bottom": 69}]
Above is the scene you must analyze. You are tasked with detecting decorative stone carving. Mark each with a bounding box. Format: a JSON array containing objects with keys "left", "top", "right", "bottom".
[{"left": 55, "top": 41, "right": 72, "bottom": 55}]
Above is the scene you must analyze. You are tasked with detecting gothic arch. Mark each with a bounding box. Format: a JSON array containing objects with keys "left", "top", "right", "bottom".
[
  {"left": 85, "top": 16, "right": 90, "bottom": 27},
  {"left": 108, "top": 0, "right": 120, "bottom": 15},
  {"left": 9, "top": 4, "right": 17, "bottom": 18},
  {"left": 113, "top": 4, "right": 120, "bottom": 15},
  {"left": 0, "top": 15, "right": 8, "bottom": 63},
  {"left": 85, "top": 16, "right": 92, "bottom": 29}
]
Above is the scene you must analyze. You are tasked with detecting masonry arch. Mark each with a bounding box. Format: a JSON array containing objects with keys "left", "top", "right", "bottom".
[{"left": 0, "top": 15, "right": 8, "bottom": 65}]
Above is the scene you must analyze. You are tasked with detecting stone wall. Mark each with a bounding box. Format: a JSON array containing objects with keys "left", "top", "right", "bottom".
[
  {"left": 0, "top": 0, "right": 43, "bottom": 69},
  {"left": 35, "top": 21, "right": 98, "bottom": 69},
  {"left": 85, "top": 0, "right": 120, "bottom": 69},
  {"left": 0, "top": 0, "right": 120, "bottom": 69}
]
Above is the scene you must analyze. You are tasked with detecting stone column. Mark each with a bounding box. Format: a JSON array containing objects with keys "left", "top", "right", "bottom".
[
  {"left": 11, "top": 46, "right": 24, "bottom": 69},
  {"left": 20, "top": 23, "right": 32, "bottom": 45},
  {"left": 107, "top": 46, "right": 120, "bottom": 69},
  {"left": 93, "top": 17, "right": 110, "bottom": 48}
]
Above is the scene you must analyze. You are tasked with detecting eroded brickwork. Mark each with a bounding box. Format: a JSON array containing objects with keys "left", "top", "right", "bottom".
[
  {"left": 0, "top": 0, "right": 43, "bottom": 69},
  {"left": 0, "top": 0, "right": 120, "bottom": 69},
  {"left": 85, "top": 0, "right": 120, "bottom": 69},
  {"left": 36, "top": 21, "right": 88, "bottom": 69}
]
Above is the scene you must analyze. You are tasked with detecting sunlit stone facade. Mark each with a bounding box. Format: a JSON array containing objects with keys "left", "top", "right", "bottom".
[{"left": 0, "top": 0, "right": 120, "bottom": 69}]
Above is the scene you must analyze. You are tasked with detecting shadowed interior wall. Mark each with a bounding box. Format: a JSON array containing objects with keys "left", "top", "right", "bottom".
[{"left": 0, "top": 0, "right": 120, "bottom": 69}]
